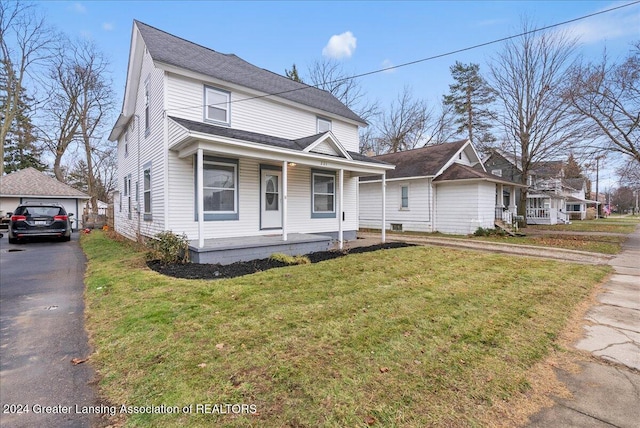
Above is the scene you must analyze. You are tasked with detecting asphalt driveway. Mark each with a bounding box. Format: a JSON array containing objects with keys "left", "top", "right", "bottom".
[{"left": 0, "top": 233, "right": 99, "bottom": 427}]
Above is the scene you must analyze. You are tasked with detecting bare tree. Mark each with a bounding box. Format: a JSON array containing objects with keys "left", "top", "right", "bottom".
[
  {"left": 0, "top": 0, "right": 57, "bottom": 175},
  {"left": 489, "top": 20, "right": 579, "bottom": 216},
  {"left": 376, "top": 86, "right": 433, "bottom": 153},
  {"left": 565, "top": 42, "right": 640, "bottom": 166},
  {"left": 74, "top": 39, "right": 114, "bottom": 211}
]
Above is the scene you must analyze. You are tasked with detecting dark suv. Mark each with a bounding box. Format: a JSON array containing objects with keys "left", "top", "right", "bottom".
[{"left": 8, "top": 203, "right": 73, "bottom": 244}]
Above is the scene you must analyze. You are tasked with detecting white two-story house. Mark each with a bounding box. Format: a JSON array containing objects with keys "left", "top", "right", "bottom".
[{"left": 108, "top": 21, "right": 392, "bottom": 264}]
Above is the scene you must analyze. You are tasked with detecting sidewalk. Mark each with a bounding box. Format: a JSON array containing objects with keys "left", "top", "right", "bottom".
[{"left": 527, "top": 224, "right": 640, "bottom": 427}]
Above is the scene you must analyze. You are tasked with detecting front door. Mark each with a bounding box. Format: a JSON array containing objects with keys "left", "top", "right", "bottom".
[{"left": 261, "top": 169, "right": 282, "bottom": 229}]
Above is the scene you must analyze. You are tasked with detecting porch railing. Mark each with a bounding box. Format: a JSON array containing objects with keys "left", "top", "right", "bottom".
[
  {"left": 527, "top": 208, "right": 550, "bottom": 218},
  {"left": 495, "top": 207, "right": 514, "bottom": 224},
  {"left": 557, "top": 210, "right": 568, "bottom": 224}
]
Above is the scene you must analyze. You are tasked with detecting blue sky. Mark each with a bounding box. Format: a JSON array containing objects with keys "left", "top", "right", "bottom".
[{"left": 33, "top": 0, "right": 640, "bottom": 186}]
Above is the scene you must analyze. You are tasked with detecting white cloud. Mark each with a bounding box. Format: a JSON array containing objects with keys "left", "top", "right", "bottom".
[
  {"left": 322, "top": 31, "right": 357, "bottom": 59},
  {"left": 71, "top": 2, "right": 86, "bottom": 14},
  {"left": 102, "top": 22, "right": 114, "bottom": 31},
  {"left": 381, "top": 59, "right": 395, "bottom": 73},
  {"left": 565, "top": 4, "right": 640, "bottom": 44}
]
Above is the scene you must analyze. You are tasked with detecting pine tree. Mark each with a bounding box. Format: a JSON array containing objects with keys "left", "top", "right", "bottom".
[
  {"left": 1, "top": 75, "right": 46, "bottom": 173},
  {"left": 285, "top": 63, "right": 303, "bottom": 83},
  {"left": 564, "top": 153, "right": 583, "bottom": 178},
  {"left": 443, "top": 62, "right": 496, "bottom": 151}
]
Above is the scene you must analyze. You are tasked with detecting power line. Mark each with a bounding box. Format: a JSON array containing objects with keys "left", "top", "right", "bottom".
[{"left": 113, "top": 0, "right": 640, "bottom": 131}]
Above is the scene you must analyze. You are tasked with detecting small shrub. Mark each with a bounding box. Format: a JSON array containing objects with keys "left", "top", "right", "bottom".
[
  {"left": 270, "top": 253, "right": 311, "bottom": 265},
  {"left": 474, "top": 227, "right": 490, "bottom": 236},
  {"left": 147, "top": 231, "right": 190, "bottom": 264}
]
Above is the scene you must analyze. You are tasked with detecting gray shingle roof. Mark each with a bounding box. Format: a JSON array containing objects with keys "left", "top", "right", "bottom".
[
  {"left": 136, "top": 21, "right": 365, "bottom": 125},
  {"left": 0, "top": 168, "right": 90, "bottom": 198},
  {"left": 169, "top": 116, "right": 387, "bottom": 165},
  {"left": 360, "top": 141, "right": 468, "bottom": 181},
  {"left": 433, "top": 163, "right": 524, "bottom": 186}
]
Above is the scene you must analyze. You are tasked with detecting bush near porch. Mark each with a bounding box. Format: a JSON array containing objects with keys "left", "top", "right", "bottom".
[{"left": 81, "top": 231, "right": 610, "bottom": 427}]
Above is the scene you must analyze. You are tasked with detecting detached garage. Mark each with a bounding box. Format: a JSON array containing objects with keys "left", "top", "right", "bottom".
[{"left": 0, "top": 168, "right": 90, "bottom": 230}]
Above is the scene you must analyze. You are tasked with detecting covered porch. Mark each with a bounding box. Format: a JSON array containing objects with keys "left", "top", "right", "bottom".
[
  {"left": 168, "top": 117, "right": 393, "bottom": 263},
  {"left": 526, "top": 193, "right": 568, "bottom": 225}
]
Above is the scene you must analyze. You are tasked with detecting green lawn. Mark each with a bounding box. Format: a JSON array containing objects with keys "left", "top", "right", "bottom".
[
  {"left": 526, "top": 216, "right": 640, "bottom": 234},
  {"left": 471, "top": 233, "right": 626, "bottom": 254},
  {"left": 82, "top": 231, "right": 610, "bottom": 427}
]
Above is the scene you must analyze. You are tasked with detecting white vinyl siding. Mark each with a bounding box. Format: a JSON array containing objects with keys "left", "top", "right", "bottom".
[
  {"left": 309, "top": 140, "right": 340, "bottom": 156},
  {"left": 435, "top": 181, "right": 495, "bottom": 234},
  {"left": 165, "top": 73, "right": 360, "bottom": 151},
  {"left": 115, "top": 46, "right": 166, "bottom": 240},
  {"left": 359, "top": 178, "right": 433, "bottom": 232}
]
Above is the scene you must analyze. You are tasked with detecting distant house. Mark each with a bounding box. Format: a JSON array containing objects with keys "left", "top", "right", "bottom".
[
  {"left": 483, "top": 149, "right": 596, "bottom": 224},
  {"left": 107, "top": 21, "right": 392, "bottom": 264},
  {"left": 359, "top": 140, "right": 524, "bottom": 235},
  {"left": 0, "top": 167, "right": 89, "bottom": 230}
]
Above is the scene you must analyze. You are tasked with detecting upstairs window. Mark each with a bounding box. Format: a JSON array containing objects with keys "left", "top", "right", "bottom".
[
  {"left": 124, "top": 131, "right": 128, "bottom": 156},
  {"left": 317, "top": 117, "right": 332, "bottom": 133},
  {"left": 205, "top": 86, "right": 230, "bottom": 125}
]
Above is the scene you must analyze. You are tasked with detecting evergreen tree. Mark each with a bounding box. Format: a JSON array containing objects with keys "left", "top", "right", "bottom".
[
  {"left": 564, "top": 153, "right": 583, "bottom": 178},
  {"left": 443, "top": 62, "right": 496, "bottom": 151},
  {"left": 1, "top": 75, "right": 46, "bottom": 173},
  {"left": 285, "top": 63, "right": 303, "bottom": 83}
]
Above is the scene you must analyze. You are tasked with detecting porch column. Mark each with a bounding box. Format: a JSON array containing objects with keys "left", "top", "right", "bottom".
[
  {"left": 197, "top": 148, "right": 204, "bottom": 248},
  {"left": 496, "top": 183, "right": 504, "bottom": 220},
  {"left": 509, "top": 185, "right": 517, "bottom": 214},
  {"left": 282, "top": 160, "right": 288, "bottom": 241},
  {"left": 381, "top": 172, "right": 386, "bottom": 243},
  {"left": 338, "top": 168, "right": 344, "bottom": 250}
]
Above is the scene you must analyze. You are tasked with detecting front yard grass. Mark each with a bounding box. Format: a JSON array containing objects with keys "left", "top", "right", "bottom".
[{"left": 82, "top": 231, "right": 610, "bottom": 427}]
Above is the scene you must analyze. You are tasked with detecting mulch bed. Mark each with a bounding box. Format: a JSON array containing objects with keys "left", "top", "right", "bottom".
[{"left": 147, "top": 242, "right": 414, "bottom": 280}]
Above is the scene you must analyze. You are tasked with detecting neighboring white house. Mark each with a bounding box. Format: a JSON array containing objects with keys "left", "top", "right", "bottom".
[
  {"left": 359, "top": 140, "right": 524, "bottom": 235},
  {"left": 108, "top": 21, "right": 392, "bottom": 263},
  {"left": 0, "top": 167, "right": 90, "bottom": 230}
]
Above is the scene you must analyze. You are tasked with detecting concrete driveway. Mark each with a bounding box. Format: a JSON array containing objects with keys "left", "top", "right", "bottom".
[{"left": 0, "top": 233, "right": 99, "bottom": 427}]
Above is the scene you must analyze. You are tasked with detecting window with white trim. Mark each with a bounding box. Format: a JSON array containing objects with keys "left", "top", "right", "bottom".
[
  {"left": 144, "top": 78, "right": 150, "bottom": 133},
  {"left": 204, "top": 160, "right": 237, "bottom": 213},
  {"left": 124, "top": 175, "right": 132, "bottom": 219},
  {"left": 491, "top": 169, "right": 502, "bottom": 177},
  {"left": 205, "top": 86, "right": 230, "bottom": 124},
  {"left": 124, "top": 131, "right": 128, "bottom": 156},
  {"left": 317, "top": 117, "right": 332, "bottom": 133},
  {"left": 312, "top": 171, "right": 335, "bottom": 218},
  {"left": 401, "top": 185, "right": 409, "bottom": 209},
  {"left": 143, "top": 166, "right": 152, "bottom": 221}
]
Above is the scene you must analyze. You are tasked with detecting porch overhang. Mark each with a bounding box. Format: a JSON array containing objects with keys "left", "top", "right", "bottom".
[{"left": 168, "top": 117, "right": 393, "bottom": 176}]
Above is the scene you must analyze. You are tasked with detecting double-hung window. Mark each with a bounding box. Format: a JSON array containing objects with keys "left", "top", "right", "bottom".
[
  {"left": 311, "top": 170, "right": 335, "bottom": 218},
  {"left": 199, "top": 158, "right": 238, "bottom": 220},
  {"left": 317, "top": 117, "right": 332, "bottom": 133},
  {"left": 205, "top": 86, "right": 230, "bottom": 125},
  {"left": 401, "top": 185, "right": 409, "bottom": 209},
  {"left": 143, "top": 165, "right": 152, "bottom": 221}
]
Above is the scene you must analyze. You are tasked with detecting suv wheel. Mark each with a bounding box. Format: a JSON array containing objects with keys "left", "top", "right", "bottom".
[{"left": 8, "top": 237, "right": 18, "bottom": 244}]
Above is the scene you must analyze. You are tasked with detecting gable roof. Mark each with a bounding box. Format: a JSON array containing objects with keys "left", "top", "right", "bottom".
[
  {"left": 360, "top": 140, "right": 468, "bottom": 181},
  {"left": 135, "top": 21, "right": 365, "bottom": 125},
  {"left": 433, "top": 163, "right": 525, "bottom": 186},
  {"left": 168, "top": 116, "right": 385, "bottom": 165},
  {"left": 0, "top": 168, "right": 90, "bottom": 198},
  {"left": 562, "top": 178, "right": 586, "bottom": 192}
]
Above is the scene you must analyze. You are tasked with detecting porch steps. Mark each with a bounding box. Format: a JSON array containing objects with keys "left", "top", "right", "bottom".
[{"left": 495, "top": 219, "right": 517, "bottom": 236}]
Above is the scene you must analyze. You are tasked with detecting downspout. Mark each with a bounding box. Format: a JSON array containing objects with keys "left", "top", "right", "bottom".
[{"left": 135, "top": 114, "right": 141, "bottom": 241}]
